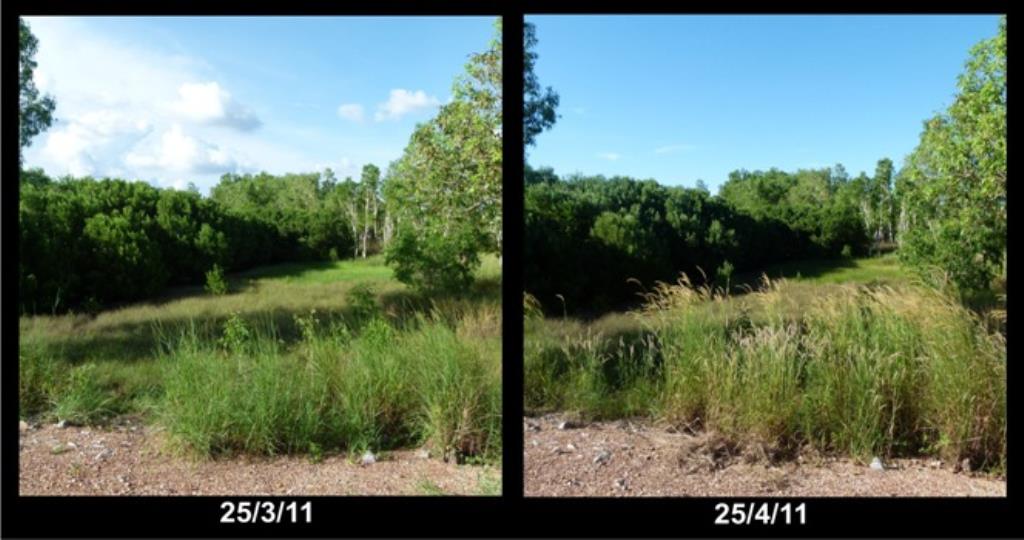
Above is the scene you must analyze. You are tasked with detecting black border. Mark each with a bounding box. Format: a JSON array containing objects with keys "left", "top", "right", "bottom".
[{"left": 3, "top": 2, "right": 1021, "bottom": 538}]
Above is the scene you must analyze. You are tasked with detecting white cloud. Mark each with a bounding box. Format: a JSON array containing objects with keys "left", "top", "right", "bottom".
[
  {"left": 596, "top": 152, "right": 621, "bottom": 161},
  {"left": 20, "top": 17, "right": 403, "bottom": 192},
  {"left": 42, "top": 109, "right": 152, "bottom": 177},
  {"left": 654, "top": 144, "right": 696, "bottom": 155},
  {"left": 172, "top": 82, "right": 261, "bottom": 131},
  {"left": 337, "top": 103, "right": 365, "bottom": 123},
  {"left": 374, "top": 89, "right": 440, "bottom": 121},
  {"left": 125, "top": 124, "right": 240, "bottom": 174},
  {"left": 311, "top": 157, "right": 357, "bottom": 178}
]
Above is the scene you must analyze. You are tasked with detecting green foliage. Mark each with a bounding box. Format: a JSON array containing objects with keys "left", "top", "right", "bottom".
[
  {"left": 19, "top": 168, "right": 370, "bottom": 314},
  {"left": 218, "top": 312, "right": 253, "bottom": 355},
  {"left": 347, "top": 284, "right": 380, "bottom": 321},
  {"left": 386, "top": 224, "right": 482, "bottom": 294},
  {"left": 204, "top": 264, "right": 229, "bottom": 296},
  {"left": 83, "top": 210, "right": 169, "bottom": 303},
  {"left": 525, "top": 166, "right": 869, "bottom": 314},
  {"left": 385, "top": 19, "right": 501, "bottom": 293},
  {"left": 19, "top": 18, "right": 56, "bottom": 154},
  {"left": 716, "top": 260, "right": 734, "bottom": 289},
  {"left": 524, "top": 21, "right": 560, "bottom": 148},
  {"left": 898, "top": 17, "right": 1006, "bottom": 297}
]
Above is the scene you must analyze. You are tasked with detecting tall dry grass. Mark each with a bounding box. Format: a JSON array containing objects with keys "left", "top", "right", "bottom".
[{"left": 525, "top": 276, "right": 1006, "bottom": 469}]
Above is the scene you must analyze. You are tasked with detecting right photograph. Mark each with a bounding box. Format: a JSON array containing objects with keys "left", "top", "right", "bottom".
[{"left": 523, "top": 15, "right": 1006, "bottom": 497}]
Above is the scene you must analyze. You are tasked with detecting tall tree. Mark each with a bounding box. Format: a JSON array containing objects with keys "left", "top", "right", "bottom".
[
  {"left": 872, "top": 158, "right": 895, "bottom": 242},
  {"left": 385, "top": 18, "right": 502, "bottom": 292},
  {"left": 359, "top": 164, "right": 381, "bottom": 258},
  {"left": 524, "top": 21, "right": 559, "bottom": 148},
  {"left": 19, "top": 18, "right": 56, "bottom": 159},
  {"left": 899, "top": 17, "right": 1006, "bottom": 295}
]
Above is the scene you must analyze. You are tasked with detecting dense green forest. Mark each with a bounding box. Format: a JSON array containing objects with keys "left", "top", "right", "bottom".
[
  {"left": 525, "top": 161, "right": 892, "bottom": 314},
  {"left": 20, "top": 167, "right": 384, "bottom": 313}
]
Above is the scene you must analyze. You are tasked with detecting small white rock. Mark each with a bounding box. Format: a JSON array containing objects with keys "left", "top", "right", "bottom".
[
  {"left": 594, "top": 450, "right": 612, "bottom": 465},
  {"left": 361, "top": 451, "right": 377, "bottom": 465},
  {"left": 56, "top": 420, "right": 68, "bottom": 429},
  {"left": 66, "top": 441, "right": 77, "bottom": 449},
  {"left": 566, "top": 443, "right": 577, "bottom": 452},
  {"left": 869, "top": 457, "right": 884, "bottom": 471},
  {"left": 614, "top": 478, "right": 627, "bottom": 490},
  {"left": 19, "top": 420, "right": 29, "bottom": 432}
]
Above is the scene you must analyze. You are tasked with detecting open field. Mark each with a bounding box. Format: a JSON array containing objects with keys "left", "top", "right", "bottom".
[
  {"left": 20, "top": 255, "right": 501, "bottom": 494},
  {"left": 525, "top": 255, "right": 1006, "bottom": 491}
]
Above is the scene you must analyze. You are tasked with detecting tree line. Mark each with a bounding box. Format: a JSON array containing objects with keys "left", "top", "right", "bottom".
[
  {"left": 524, "top": 161, "right": 890, "bottom": 315},
  {"left": 19, "top": 166, "right": 386, "bottom": 314}
]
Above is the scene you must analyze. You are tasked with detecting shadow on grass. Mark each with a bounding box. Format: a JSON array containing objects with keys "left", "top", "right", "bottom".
[
  {"left": 730, "top": 257, "right": 858, "bottom": 290},
  {"left": 25, "top": 273, "right": 502, "bottom": 368}
]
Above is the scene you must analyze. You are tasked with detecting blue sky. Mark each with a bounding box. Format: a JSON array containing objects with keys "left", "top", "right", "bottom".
[
  {"left": 526, "top": 15, "right": 1003, "bottom": 191},
  {"left": 22, "top": 16, "right": 497, "bottom": 193}
]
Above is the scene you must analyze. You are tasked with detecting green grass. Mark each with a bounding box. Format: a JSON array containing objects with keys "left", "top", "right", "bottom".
[
  {"left": 735, "top": 253, "right": 912, "bottom": 288},
  {"left": 20, "top": 254, "right": 502, "bottom": 464},
  {"left": 525, "top": 255, "right": 1006, "bottom": 471},
  {"left": 237, "top": 255, "right": 395, "bottom": 284}
]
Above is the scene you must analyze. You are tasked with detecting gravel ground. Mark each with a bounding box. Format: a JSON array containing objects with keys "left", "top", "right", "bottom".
[
  {"left": 524, "top": 415, "right": 1005, "bottom": 497},
  {"left": 19, "top": 420, "right": 499, "bottom": 496}
]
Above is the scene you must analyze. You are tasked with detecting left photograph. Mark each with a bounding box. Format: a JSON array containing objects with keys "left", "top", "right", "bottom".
[{"left": 18, "top": 16, "right": 502, "bottom": 496}]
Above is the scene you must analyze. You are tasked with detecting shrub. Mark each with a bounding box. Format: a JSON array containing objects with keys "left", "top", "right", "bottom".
[
  {"left": 218, "top": 312, "right": 253, "bottom": 354},
  {"left": 205, "top": 264, "right": 229, "bottom": 296}
]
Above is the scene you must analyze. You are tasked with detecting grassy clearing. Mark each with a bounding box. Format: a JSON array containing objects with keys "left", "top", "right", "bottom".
[
  {"left": 525, "top": 256, "right": 1005, "bottom": 470},
  {"left": 20, "top": 255, "right": 501, "bottom": 463},
  {"left": 733, "top": 253, "right": 912, "bottom": 288}
]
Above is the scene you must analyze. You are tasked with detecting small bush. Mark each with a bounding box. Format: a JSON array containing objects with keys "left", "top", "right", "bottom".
[
  {"left": 205, "top": 264, "right": 229, "bottom": 296},
  {"left": 716, "top": 260, "right": 734, "bottom": 291},
  {"left": 218, "top": 312, "right": 253, "bottom": 354}
]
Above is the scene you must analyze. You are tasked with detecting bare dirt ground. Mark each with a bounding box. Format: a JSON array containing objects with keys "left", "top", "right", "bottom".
[
  {"left": 19, "top": 420, "right": 500, "bottom": 496},
  {"left": 524, "top": 414, "right": 1005, "bottom": 497}
]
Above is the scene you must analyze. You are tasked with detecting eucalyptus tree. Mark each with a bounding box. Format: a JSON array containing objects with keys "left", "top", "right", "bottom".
[{"left": 899, "top": 17, "right": 1006, "bottom": 295}]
